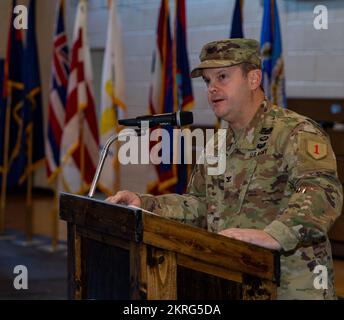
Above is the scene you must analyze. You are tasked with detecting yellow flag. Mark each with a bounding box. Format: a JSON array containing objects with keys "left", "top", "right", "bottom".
[{"left": 98, "top": 0, "right": 126, "bottom": 195}]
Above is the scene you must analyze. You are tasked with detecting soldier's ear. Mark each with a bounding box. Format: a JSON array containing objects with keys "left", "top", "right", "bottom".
[{"left": 248, "top": 69, "right": 262, "bottom": 90}]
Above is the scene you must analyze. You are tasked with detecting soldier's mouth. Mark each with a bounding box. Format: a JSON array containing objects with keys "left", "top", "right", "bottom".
[{"left": 212, "top": 98, "right": 226, "bottom": 105}]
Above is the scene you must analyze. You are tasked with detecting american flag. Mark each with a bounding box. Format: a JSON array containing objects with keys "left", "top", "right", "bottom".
[
  {"left": 45, "top": 0, "right": 70, "bottom": 182},
  {"left": 60, "top": 0, "right": 99, "bottom": 194}
]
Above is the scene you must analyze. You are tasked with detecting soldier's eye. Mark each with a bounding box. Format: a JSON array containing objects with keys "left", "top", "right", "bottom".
[
  {"left": 218, "top": 73, "right": 227, "bottom": 81},
  {"left": 203, "top": 78, "right": 210, "bottom": 86}
]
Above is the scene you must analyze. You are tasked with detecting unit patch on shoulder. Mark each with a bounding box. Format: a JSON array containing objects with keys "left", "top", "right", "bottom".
[{"left": 306, "top": 140, "right": 327, "bottom": 160}]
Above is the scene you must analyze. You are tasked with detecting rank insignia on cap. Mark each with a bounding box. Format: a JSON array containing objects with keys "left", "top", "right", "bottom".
[{"left": 307, "top": 140, "right": 327, "bottom": 160}]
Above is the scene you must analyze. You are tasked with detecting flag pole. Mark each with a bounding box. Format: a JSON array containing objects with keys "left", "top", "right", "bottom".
[
  {"left": 172, "top": 0, "right": 179, "bottom": 191},
  {"left": 36, "top": 179, "right": 60, "bottom": 252},
  {"left": 25, "top": 124, "right": 33, "bottom": 242},
  {"left": 112, "top": 45, "right": 120, "bottom": 194},
  {"left": 80, "top": 111, "right": 85, "bottom": 194},
  {"left": 113, "top": 103, "right": 120, "bottom": 194},
  {"left": 114, "top": 126, "right": 120, "bottom": 193},
  {"left": 0, "top": 93, "right": 11, "bottom": 235},
  {"left": 80, "top": 0, "right": 86, "bottom": 195},
  {"left": 51, "top": 180, "right": 59, "bottom": 250},
  {"left": 112, "top": 0, "right": 119, "bottom": 193}
]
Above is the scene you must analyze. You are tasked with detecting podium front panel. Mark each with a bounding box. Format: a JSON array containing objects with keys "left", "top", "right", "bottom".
[
  {"left": 83, "top": 237, "right": 130, "bottom": 299},
  {"left": 177, "top": 266, "right": 242, "bottom": 300}
]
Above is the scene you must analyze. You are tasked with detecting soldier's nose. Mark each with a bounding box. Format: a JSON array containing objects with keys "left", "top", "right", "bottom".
[{"left": 208, "top": 84, "right": 218, "bottom": 94}]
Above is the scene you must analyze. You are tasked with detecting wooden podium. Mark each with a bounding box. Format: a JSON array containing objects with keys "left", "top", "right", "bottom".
[{"left": 60, "top": 192, "right": 280, "bottom": 300}]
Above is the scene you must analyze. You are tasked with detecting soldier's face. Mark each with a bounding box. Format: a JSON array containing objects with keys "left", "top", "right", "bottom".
[{"left": 202, "top": 66, "right": 251, "bottom": 122}]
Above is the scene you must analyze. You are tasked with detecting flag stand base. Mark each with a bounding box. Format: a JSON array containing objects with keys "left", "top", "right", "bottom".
[
  {"left": 0, "top": 234, "right": 16, "bottom": 241},
  {"left": 12, "top": 238, "right": 43, "bottom": 247},
  {"left": 38, "top": 243, "right": 67, "bottom": 253}
]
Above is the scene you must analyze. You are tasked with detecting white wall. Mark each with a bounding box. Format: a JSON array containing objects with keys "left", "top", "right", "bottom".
[
  {"left": 1, "top": 0, "right": 344, "bottom": 192},
  {"left": 65, "top": 0, "right": 344, "bottom": 125}
]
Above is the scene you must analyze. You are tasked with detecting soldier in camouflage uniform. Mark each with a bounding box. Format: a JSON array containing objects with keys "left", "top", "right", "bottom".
[{"left": 107, "top": 39, "right": 343, "bottom": 299}]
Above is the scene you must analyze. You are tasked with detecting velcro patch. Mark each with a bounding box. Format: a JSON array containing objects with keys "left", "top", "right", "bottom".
[{"left": 306, "top": 140, "right": 327, "bottom": 160}]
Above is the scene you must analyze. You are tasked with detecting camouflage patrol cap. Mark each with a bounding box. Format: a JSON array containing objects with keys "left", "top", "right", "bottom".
[{"left": 190, "top": 38, "right": 261, "bottom": 78}]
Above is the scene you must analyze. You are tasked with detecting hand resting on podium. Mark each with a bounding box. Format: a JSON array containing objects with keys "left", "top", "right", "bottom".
[
  {"left": 218, "top": 228, "right": 281, "bottom": 251},
  {"left": 106, "top": 190, "right": 141, "bottom": 207},
  {"left": 106, "top": 191, "right": 159, "bottom": 216}
]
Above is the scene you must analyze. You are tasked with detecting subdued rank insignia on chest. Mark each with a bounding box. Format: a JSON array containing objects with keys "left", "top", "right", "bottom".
[
  {"left": 249, "top": 135, "right": 271, "bottom": 157},
  {"left": 257, "top": 142, "right": 266, "bottom": 149},
  {"left": 260, "top": 127, "right": 273, "bottom": 135},
  {"left": 259, "top": 135, "right": 269, "bottom": 142},
  {"left": 307, "top": 140, "right": 327, "bottom": 160}
]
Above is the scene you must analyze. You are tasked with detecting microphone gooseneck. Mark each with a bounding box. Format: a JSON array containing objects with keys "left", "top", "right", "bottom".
[{"left": 88, "top": 128, "right": 146, "bottom": 198}]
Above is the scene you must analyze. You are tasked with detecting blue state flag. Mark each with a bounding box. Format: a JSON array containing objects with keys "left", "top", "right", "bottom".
[
  {"left": 260, "top": 0, "right": 286, "bottom": 107},
  {"left": 1, "top": 0, "right": 25, "bottom": 188},
  {"left": 19, "top": 0, "right": 45, "bottom": 184},
  {"left": 230, "top": 0, "right": 244, "bottom": 38}
]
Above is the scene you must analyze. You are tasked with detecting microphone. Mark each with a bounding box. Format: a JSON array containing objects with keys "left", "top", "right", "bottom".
[{"left": 118, "top": 110, "right": 193, "bottom": 128}]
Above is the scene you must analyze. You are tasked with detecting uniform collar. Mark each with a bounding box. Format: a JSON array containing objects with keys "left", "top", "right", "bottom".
[{"left": 226, "top": 98, "right": 272, "bottom": 150}]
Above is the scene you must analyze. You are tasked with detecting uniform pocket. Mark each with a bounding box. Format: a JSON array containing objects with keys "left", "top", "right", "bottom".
[{"left": 224, "top": 159, "right": 257, "bottom": 214}]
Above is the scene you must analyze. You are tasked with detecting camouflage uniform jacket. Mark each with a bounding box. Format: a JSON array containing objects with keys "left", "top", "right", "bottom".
[{"left": 139, "top": 100, "right": 343, "bottom": 300}]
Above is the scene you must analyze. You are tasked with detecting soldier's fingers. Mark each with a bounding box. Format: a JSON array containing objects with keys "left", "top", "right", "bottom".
[
  {"left": 218, "top": 228, "right": 236, "bottom": 235},
  {"left": 219, "top": 229, "right": 236, "bottom": 238},
  {"left": 106, "top": 192, "right": 124, "bottom": 203},
  {"left": 106, "top": 196, "right": 118, "bottom": 203},
  {"left": 117, "top": 191, "right": 134, "bottom": 203},
  {"left": 219, "top": 229, "right": 249, "bottom": 242}
]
